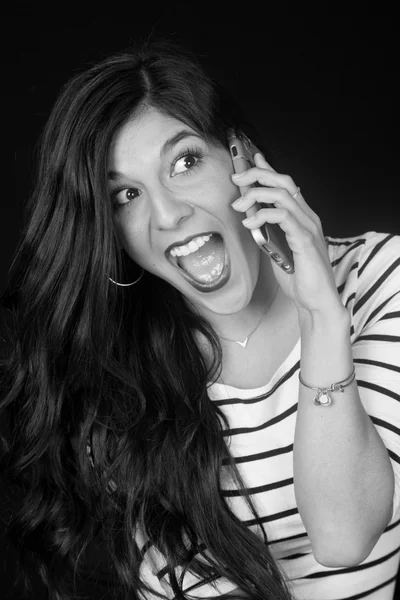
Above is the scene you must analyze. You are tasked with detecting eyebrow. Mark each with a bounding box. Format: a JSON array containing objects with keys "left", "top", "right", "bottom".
[{"left": 107, "top": 129, "right": 202, "bottom": 181}]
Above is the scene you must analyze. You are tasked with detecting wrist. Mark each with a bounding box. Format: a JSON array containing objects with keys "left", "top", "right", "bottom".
[
  {"left": 298, "top": 305, "right": 353, "bottom": 390},
  {"left": 297, "top": 304, "right": 350, "bottom": 334}
]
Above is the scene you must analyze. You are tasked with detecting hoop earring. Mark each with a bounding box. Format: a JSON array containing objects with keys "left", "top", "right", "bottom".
[{"left": 109, "top": 269, "right": 145, "bottom": 287}]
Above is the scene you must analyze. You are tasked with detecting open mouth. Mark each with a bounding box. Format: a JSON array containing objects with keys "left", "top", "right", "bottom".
[{"left": 166, "top": 232, "right": 231, "bottom": 293}]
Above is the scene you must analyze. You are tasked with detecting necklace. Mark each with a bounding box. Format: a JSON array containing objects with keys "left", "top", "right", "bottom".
[{"left": 219, "top": 285, "right": 280, "bottom": 348}]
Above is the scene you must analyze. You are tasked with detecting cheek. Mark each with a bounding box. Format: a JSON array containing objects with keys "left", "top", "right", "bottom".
[
  {"left": 212, "top": 164, "right": 237, "bottom": 194},
  {"left": 199, "top": 172, "right": 238, "bottom": 214},
  {"left": 114, "top": 217, "right": 147, "bottom": 262}
]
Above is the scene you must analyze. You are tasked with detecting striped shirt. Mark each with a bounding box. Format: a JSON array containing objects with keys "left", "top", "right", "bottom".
[{"left": 135, "top": 231, "right": 400, "bottom": 599}]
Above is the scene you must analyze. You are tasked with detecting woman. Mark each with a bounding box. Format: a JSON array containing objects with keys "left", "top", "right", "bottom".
[{"left": 1, "top": 39, "right": 400, "bottom": 600}]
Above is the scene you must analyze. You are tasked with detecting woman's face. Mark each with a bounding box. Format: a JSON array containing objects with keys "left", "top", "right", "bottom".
[{"left": 108, "top": 106, "right": 262, "bottom": 315}]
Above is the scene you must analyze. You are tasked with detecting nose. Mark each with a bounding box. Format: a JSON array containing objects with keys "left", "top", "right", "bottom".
[{"left": 150, "top": 186, "right": 193, "bottom": 231}]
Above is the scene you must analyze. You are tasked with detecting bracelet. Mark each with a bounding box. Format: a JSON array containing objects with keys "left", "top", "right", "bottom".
[{"left": 298, "top": 366, "right": 356, "bottom": 407}]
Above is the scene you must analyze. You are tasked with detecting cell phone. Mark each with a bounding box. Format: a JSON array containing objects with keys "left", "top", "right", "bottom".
[{"left": 227, "top": 128, "right": 294, "bottom": 274}]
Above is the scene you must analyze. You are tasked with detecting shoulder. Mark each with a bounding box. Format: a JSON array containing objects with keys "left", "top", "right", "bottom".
[
  {"left": 325, "top": 230, "right": 400, "bottom": 276},
  {"left": 326, "top": 231, "right": 399, "bottom": 304},
  {"left": 324, "top": 231, "right": 400, "bottom": 341},
  {"left": 353, "top": 231, "right": 399, "bottom": 279}
]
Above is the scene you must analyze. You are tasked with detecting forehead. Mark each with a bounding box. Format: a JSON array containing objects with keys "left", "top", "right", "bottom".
[{"left": 108, "top": 107, "right": 198, "bottom": 173}]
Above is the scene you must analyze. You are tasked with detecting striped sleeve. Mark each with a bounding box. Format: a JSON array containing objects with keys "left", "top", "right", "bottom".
[
  {"left": 134, "top": 528, "right": 238, "bottom": 599},
  {"left": 84, "top": 452, "right": 238, "bottom": 597},
  {"left": 350, "top": 232, "right": 400, "bottom": 522}
]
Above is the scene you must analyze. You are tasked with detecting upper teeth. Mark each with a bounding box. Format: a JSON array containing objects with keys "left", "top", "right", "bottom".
[{"left": 170, "top": 234, "right": 212, "bottom": 257}]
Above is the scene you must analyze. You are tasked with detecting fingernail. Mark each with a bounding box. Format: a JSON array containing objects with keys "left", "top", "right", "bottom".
[
  {"left": 232, "top": 173, "right": 244, "bottom": 179},
  {"left": 231, "top": 197, "right": 243, "bottom": 208},
  {"left": 242, "top": 215, "right": 255, "bottom": 225}
]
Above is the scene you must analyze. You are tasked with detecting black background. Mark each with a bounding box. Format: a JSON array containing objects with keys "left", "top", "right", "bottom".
[{"left": 2, "top": 4, "right": 400, "bottom": 598}]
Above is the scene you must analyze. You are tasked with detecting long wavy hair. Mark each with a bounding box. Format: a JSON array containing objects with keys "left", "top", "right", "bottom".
[{"left": 0, "top": 39, "right": 292, "bottom": 599}]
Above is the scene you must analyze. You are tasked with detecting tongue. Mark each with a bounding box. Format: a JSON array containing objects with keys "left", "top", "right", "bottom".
[{"left": 177, "top": 234, "right": 225, "bottom": 283}]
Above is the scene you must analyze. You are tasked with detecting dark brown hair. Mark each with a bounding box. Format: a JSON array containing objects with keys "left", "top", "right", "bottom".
[{"left": 0, "top": 39, "right": 291, "bottom": 599}]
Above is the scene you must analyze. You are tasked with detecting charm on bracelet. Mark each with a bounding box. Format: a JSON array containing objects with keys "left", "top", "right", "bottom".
[
  {"left": 313, "top": 390, "right": 333, "bottom": 406},
  {"left": 299, "top": 367, "right": 356, "bottom": 407}
]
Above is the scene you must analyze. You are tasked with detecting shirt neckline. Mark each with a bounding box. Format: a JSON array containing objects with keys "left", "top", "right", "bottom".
[{"left": 209, "top": 335, "right": 301, "bottom": 394}]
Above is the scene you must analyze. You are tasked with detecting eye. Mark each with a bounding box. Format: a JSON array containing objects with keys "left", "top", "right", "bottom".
[
  {"left": 171, "top": 150, "right": 203, "bottom": 177},
  {"left": 112, "top": 187, "right": 141, "bottom": 208},
  {"left": 173, "top": 154, "right": 198, "bottom": 175},
  {"left": 124, "top": 189, "right": 140, "bottom": 202}
]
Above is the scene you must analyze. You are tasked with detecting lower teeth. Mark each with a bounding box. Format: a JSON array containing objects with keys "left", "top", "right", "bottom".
[
  {"left": 195, "top": 263, "right": 223, "bottom": 282},
  {"left": 174, "top": 233, "right": 226, "bottom": 285}
]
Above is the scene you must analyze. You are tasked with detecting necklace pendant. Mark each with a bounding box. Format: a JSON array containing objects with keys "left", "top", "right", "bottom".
[{"left": 236, "top": 337, "right": 249, "bottom": 348}]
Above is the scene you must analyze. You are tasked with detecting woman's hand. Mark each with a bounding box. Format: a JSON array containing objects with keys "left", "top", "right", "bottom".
[{"left": 231, "top": 153, "right": 346, "bottom": 321}]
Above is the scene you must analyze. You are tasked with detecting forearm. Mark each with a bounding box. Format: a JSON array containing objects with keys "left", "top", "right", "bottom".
[{"left": 294, "top": 308, "right": 394, "bottom": 567}]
